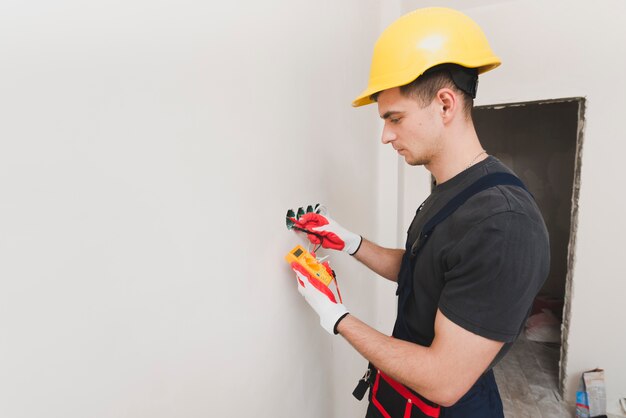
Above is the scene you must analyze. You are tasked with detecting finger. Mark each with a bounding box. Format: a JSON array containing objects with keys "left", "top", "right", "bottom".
[
  {"left": 318, "top": 231, "right": 345, "bottom": 251},
  {"left": 311, "top": 224, "right": 332, "bottom": 232},
  {"left": 294, "top": 271, "right": 307, "bottom": 288},
  {"left": 330, "top": 278, "right": 343, "bottom": 304},
  {"left": 297, "top": 213, "right": 328, "bottom": 229},
  {"left": 307, "top": 233, "right": 321, "bottom": 245},
  {"left": 315, "top": 205, "right": 329, "bottom": 216},
  {"left": 286, "top": 209, "right": 296, "bottom": 230}
]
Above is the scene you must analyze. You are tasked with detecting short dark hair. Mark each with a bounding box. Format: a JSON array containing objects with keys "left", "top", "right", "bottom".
[{"left": 371, "top": 65, "right": 475, "bottom": 118}]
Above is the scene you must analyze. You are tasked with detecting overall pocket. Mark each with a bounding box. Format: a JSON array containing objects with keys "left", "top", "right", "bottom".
[{"left": 371, "top": 370, "right": 440, "bottom": 418}]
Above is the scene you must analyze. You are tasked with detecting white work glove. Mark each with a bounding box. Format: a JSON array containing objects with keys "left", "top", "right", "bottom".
[
  {"left": 286, "top": 204, "right": 362, "bottom": 255},
  {"left": 291, "top": 264, "right": 349, "bottom": 335}
]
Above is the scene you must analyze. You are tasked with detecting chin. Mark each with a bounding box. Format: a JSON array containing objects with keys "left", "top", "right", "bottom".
[{"left": 406, "top": 157, "right": 427, "bottom": 167}]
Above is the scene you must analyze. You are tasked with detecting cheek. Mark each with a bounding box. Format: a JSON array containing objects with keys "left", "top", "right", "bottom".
[{"left": 405, "top": 124, "right": 424, "bottom": 142}]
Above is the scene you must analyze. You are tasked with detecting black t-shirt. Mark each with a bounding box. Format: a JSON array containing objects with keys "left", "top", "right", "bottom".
[{"left": 400, "top": 156, "right": 550, "bottom": 366}]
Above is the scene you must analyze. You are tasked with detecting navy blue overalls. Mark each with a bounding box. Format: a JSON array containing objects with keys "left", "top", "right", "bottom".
[{"left": 360, "top": 173, "right": 529, "bottom": 418}]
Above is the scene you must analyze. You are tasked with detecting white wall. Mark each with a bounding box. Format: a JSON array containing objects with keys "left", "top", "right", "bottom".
[
  {"left": 6, "top": 1, "right": 622, "bottom": 417},
  {"left": 399, "top": 1, "right": 626, "bottom": 416},
  {"left": 0, "top": 1, "right": 382, "bottom": 417}
]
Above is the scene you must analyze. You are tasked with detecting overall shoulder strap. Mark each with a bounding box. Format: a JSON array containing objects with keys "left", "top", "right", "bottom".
[{"left": 410, "top": 172, "right": 530, "bottom": 256}]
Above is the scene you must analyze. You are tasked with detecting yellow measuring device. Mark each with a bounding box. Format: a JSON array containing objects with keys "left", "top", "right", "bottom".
[{"left": 284, "top": 245, "right": 333, "bottom": 286}]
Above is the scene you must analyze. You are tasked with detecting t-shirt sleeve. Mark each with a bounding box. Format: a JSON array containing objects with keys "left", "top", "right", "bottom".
[{"left": 438, "top": 210, "right": 549, "bottom": 342}]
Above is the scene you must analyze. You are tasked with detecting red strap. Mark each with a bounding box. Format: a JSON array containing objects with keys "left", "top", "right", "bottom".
[
  {"left": 404, "top": 398, "right": 412, "bottom": 418},
  {"left": 371, "top": 372, "right": 392, "bottom": 418},
  {"left": 372, "top": 370, "right": 441, "bottom": 418}
]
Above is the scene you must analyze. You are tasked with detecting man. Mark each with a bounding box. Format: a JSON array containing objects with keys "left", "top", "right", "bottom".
[{"left": 288, "top": 7, "right": 550, "bottom": 418}]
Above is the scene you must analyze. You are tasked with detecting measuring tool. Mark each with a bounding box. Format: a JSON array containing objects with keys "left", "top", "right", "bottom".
[{"left": 284, "top": 245, "right": 333, "bottom": 286}]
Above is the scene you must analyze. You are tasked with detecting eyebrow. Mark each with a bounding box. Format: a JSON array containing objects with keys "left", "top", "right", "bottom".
[{"left": 381, "top": 110, "right": 404, "bottom": 120}]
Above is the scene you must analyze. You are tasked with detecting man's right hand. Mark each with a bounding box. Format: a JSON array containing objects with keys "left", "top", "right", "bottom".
[{"left": 286, "top": 204, "right": 362, "bottom": 255}]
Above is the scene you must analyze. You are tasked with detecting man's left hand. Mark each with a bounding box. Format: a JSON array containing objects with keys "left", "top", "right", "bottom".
[{"left": 291, "top": 262, "right": 349, "bottom": 335}]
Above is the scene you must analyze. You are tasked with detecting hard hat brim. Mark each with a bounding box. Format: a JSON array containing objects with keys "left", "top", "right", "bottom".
[{"left": 352, "top": 60, "right": 501, "bottom": 108}]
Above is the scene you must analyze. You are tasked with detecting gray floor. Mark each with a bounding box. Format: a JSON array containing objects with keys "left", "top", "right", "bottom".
[{"left": 493, "top": 334, "right": 573, "bottom": 417}]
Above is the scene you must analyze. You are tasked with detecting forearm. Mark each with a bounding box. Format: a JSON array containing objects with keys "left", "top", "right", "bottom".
[
  {"left": 353, "top": 238, "right": 404, "bottom": 282},
  {"left": 336, "top": 311, "right": 504, "bottom": 407},
  {"left": 336, "top": 314, "right": 453, "bottom": 405}
]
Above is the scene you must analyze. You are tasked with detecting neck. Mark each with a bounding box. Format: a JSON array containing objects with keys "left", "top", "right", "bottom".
[{"left": 426, "top": 122, "right": 487, "bottom": 184}]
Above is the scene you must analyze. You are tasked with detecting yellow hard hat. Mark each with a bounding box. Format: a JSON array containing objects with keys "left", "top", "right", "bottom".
[{"left": 352, "top": 7, "right": 501, "bottom": 107}]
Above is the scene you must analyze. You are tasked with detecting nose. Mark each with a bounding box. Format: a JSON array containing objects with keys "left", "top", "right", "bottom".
[{"left": 381, "top": 124, "right": 397, "bottom": 144}]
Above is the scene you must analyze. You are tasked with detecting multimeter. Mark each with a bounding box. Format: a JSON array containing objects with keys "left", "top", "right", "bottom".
[{"left": 284, "top": 245, "right": 333, "bottom": 286}]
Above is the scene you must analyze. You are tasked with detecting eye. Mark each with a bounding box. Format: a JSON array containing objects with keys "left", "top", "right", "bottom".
[{"left": 390, "top": 117, "right": 401, "bottom": 124}]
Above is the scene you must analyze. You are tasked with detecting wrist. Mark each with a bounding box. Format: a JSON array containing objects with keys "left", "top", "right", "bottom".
[
  {"left": 321, "top": 305, "right": 349, "bottom": 335},
  {"left": 334, "top": 312, "right": 350, "bottom": 334},
  {"left": 345, "top": 234, "right": 363, "bottom": 255}
]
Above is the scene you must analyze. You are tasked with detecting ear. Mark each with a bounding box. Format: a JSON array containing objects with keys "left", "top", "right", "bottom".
[{"left": 436, "top": 88, "right": 458, "bottom": 124}]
